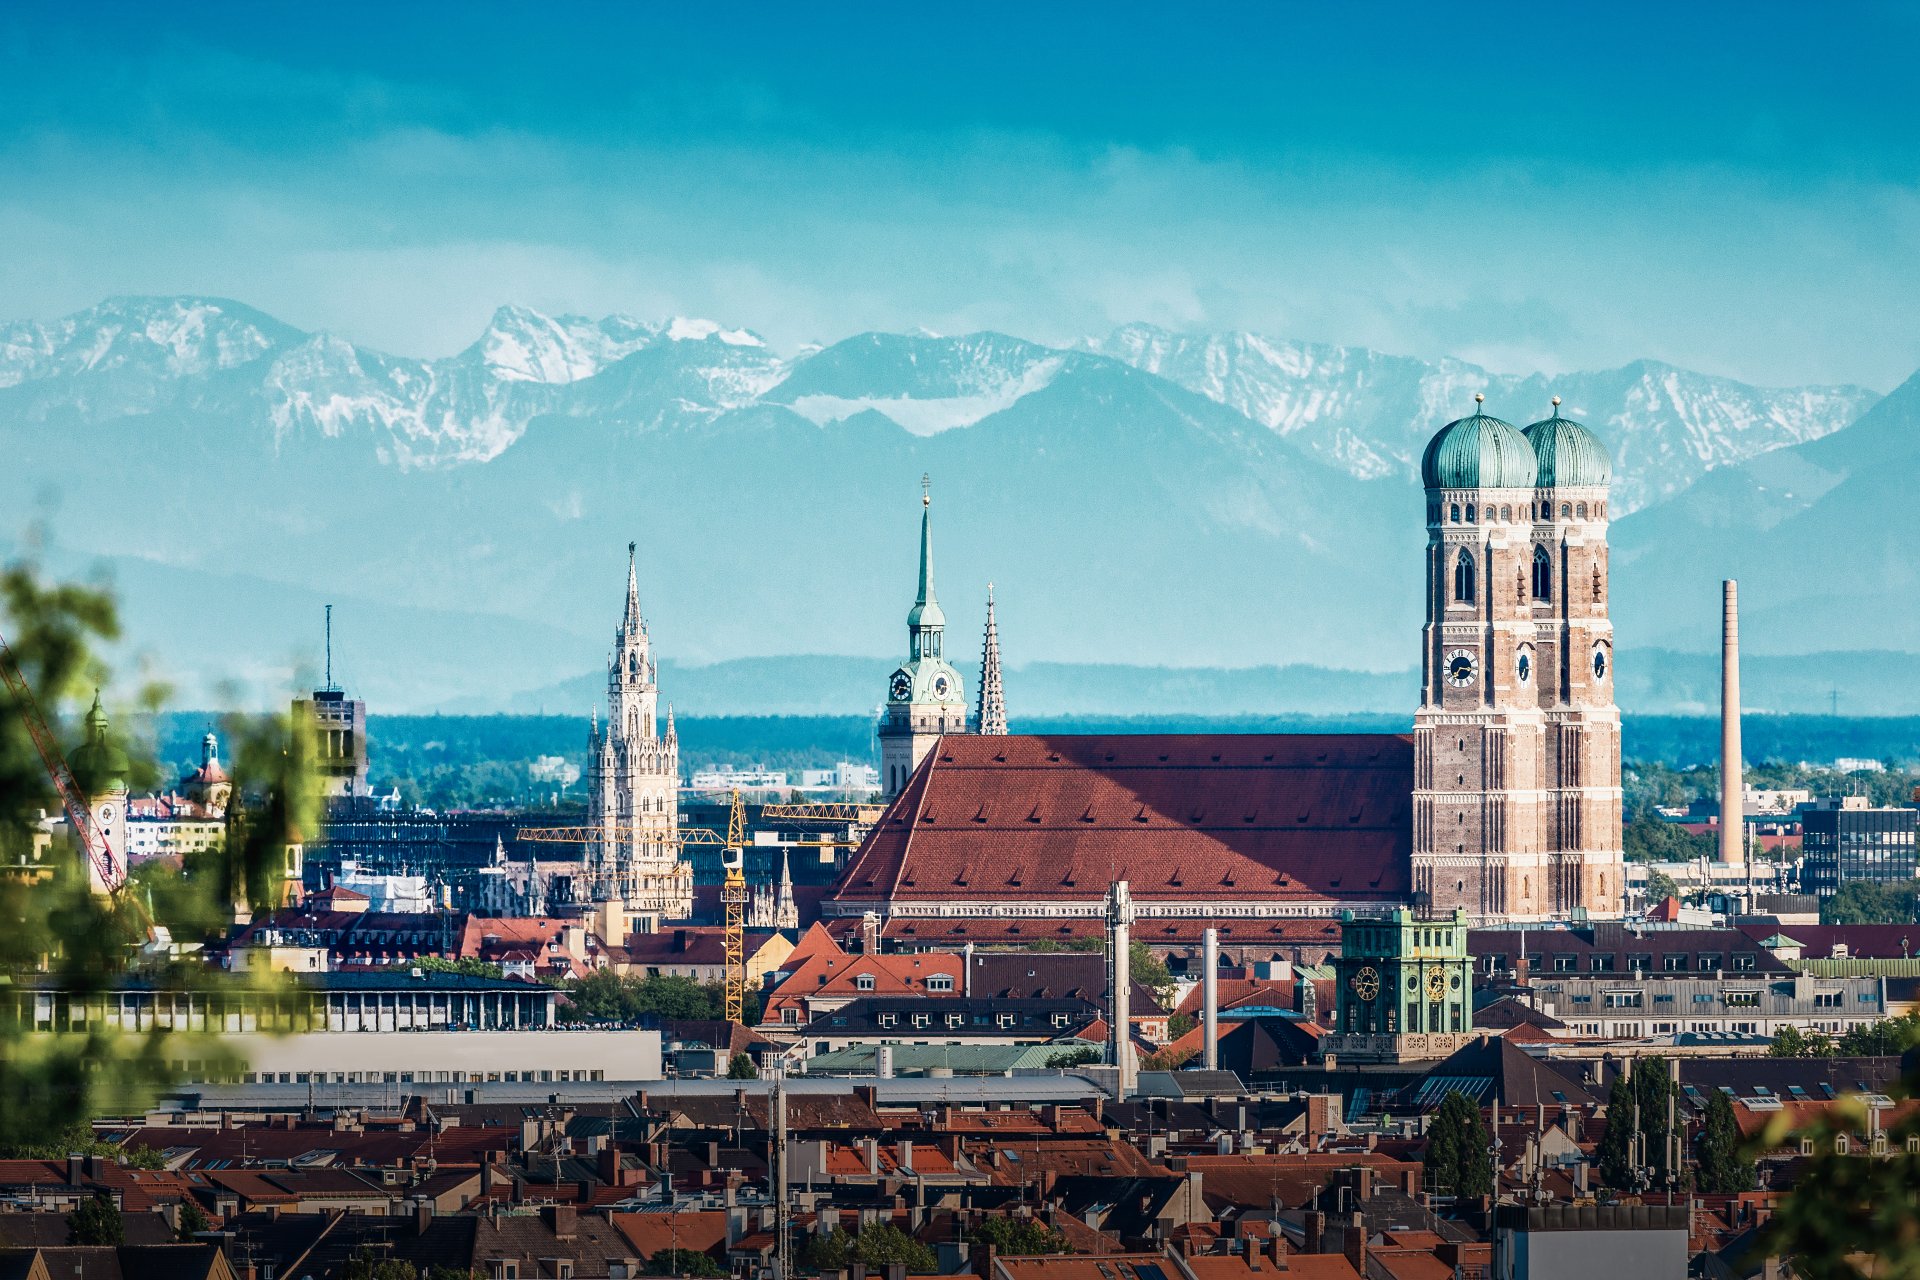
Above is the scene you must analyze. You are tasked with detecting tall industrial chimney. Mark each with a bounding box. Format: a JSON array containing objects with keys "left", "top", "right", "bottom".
[
  {"left": 1719, "top": 580, "right": 1745, "bottom": 865},
  {"left": 1202, "top": 927, "right": 1220, "bottom": 1071},
  {"left": 1106, "top": 880, "right": 1136, "bottom": 1096}
]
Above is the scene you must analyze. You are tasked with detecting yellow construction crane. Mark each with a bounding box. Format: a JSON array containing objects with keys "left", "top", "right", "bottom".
[
  {"left": 759, "top": 802, "right": 884, "bottom": 824},
  {"left": 515, "top": 823, "right": 724, "bottom": 846},
  {"left": 512, "top": 822, "right": 721, "bottom": 901},
  {"left": 720, "top": 790, "right": 749, "bottom": 1024},
  {"left": 516, "top": 796, "right": 754, "bottom": 1025}
]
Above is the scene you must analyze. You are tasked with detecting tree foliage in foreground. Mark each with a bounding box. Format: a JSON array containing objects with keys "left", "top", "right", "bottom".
[
  {"left": 1761, "top": 1056, "right": 1920, "bottom": 1280},
  {"left": 0, "top": 550, "right": 315, "bottom": 1150}
]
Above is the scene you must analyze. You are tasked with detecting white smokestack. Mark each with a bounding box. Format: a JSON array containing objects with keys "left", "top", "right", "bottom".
[
  {"left": 1202, "top": 927, "right": 1220, "bottom": 1071},
  {"left": 1107, "top": 880, "right": 1136, "bottom": 1096},
  {"left": 1720, "top": 580, "right": 1745, "bottom": 865}
]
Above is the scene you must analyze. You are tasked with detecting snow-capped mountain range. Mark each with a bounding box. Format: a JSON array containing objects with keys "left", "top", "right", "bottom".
[
  {"left": 0, "top": 297, "right": 1872, "bottom": 499},
  {"left": 0, "top": 296, "right": 1901, "bottom": 711}
]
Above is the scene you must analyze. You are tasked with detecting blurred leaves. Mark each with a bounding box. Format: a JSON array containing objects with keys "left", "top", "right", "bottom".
[
  {"left": 0, "top": 546, "right": 315, "bottom": 1151},
  {"left": 1759, "top": 1020, "right": 1920, "bottom": 1278}
]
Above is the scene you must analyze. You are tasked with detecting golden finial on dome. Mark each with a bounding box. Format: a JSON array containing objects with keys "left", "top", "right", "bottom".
[{"left": 1552, "top": 395, "right": 1562, "bottom": 409}]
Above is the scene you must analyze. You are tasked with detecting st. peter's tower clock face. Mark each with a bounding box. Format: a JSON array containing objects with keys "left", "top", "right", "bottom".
[{"left": 889, "top": 671, "right": 912, "bottom": 701}]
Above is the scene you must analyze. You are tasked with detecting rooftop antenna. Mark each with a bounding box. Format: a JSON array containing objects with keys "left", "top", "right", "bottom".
[{"left": 324, "top": 604, "right": 339, "bottom": 693}]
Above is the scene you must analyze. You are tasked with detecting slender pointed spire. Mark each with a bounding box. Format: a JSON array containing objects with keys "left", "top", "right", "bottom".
[
  {"left": 623, "top": 540, "right": 643, "bottom": 634},
  {"left": 976, "top": 583, "right": 1007, "bottom": 735},
  {"left": 775, "top": 845, "right": 797, "bottom": 930},
  {"left": 906, "top": 475, "right": 946, "bottom": 639},
  {"left": 916, "top": 475, "right": 935, "bottom": 606}
]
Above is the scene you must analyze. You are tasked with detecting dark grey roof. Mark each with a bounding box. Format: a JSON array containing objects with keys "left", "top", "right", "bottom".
[
  {"left": 803, "top": 996, "right": 1100, "bottom": 1035},
  {"left": 1135, "top": 1069, "right": 1245, "bottom": 1099}
]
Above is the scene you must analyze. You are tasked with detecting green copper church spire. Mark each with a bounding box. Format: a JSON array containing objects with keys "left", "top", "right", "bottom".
[{"left": 907, "top": 473, "right": 946, "bottom": 641}]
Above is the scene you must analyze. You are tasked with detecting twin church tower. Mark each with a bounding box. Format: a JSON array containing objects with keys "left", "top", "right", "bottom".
[{"left": 1414, "top": 395, "right": 1624, "bottom": 921}]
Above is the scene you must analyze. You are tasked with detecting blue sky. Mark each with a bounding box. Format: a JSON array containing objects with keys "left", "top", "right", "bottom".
[{"left": 3, "top": 1, "right": 1916, "bottom": 387}]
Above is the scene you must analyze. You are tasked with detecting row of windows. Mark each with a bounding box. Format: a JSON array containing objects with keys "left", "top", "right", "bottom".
[
  {"left": 1451, "top": 546, "right": 1562, "bottom": 604},
  {"left": 1433, "top": 500, "right": 1607, "bottom": 524},
  {"left": 869, "top": 1010, "right": 1071, "bottom": 1030},
  {"left": 1484, "top": 951, "right": 1760, "bottom": 973},
  {"left": 222, "top": 1067, "right": 607, "bottom": 1085}
]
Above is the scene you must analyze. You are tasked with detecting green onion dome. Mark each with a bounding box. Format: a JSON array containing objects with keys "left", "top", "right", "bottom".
[
  {"left": 1419, "top": 395, "right": 1539, "bottom": 490},
  {"left": 1523, "top": 398, "right": 1613, "bottom": 487}
]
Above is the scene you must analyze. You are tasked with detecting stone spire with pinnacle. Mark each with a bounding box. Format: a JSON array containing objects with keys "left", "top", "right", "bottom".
[
  {"left": 774, "top": 845, "right": 797, "bottom": 931},
  {"left": 976, "top": 584, "right": 1007, "bottom": 735}
]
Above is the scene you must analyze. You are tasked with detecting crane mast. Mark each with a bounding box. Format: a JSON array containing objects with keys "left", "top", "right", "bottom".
[
  {"left": 721, "top": 789, "right": 749, "bottom": 1024},
  {"left": 0, "top": 628, "right": 123, "bottom": 893}
]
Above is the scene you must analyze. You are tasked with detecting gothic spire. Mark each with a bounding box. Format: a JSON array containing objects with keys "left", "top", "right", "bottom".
[
  {"left": 976, "top": 583, "right": 1007, "bottom": 736},
  {"left": 623, "top": 540, "right": 643, "bottom": 636},
  {"left": 775, "top": 844, "right": 797, "bottom": 930}
]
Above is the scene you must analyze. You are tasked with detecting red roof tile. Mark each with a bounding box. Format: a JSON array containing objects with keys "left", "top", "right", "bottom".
[{"left": 830, "top": 734, "right": 1410, "bottom": 912}]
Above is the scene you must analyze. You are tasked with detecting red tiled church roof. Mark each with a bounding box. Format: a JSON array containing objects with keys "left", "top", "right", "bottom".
[{"left": 831, "top": 734, "right": 1411, "bottom": 910}]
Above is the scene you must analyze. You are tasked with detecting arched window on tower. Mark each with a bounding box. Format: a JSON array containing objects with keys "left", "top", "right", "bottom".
[
  {"left": 1576, "top": 501, "right": 1588, "bottom": 519},
  {"left": 1561, "top": 502, "right": 1572, "bottom": 519},
  {"left": 1449, "top": 503, "right": 1460, "bottom": 522},
  {"left": 1532, "top": 544, "right": 1552, "bottom": 602},
  {"left": 1453, "top": 549, "right": 1476, "bottom": 603}
]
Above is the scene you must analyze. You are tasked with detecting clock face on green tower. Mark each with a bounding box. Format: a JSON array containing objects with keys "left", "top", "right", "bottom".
[{"left": 889, "top": 671, "right": 912, "bottom": 701}]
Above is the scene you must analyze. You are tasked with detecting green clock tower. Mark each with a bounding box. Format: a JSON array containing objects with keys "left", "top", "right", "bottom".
[
  {"left": 1325, "top": 907, "right": 1474, "bottom": 1064},
  {"left": 878, "top": 476, "right": 969, "bottom": 797}
]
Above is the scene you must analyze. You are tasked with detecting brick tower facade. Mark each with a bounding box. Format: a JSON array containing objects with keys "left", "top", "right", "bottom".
[{"left": 1411, "top": 396, "right": 1623, "bottom": 922}]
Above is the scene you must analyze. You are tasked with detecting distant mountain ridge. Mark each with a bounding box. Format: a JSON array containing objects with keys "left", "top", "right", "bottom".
[
  {"left": 0, "top": 297, "right": 1871, "bottom": 493},
  {"left": 0, "top": 296, "right": 1901, "bottom": 712}
]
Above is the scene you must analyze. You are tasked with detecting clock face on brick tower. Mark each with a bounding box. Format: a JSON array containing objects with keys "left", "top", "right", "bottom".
[
  {"left": 1592, "top": 644, "right": 1609, "bottom": 681},
  {"left": 1445, "top": 650, "right": 1476, "bottom": 687}
]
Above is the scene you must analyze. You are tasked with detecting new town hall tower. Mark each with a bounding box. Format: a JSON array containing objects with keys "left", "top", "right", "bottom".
[
  {"left": 1412, "top": 396, "right": 1624, "bottom": 922},
  {"left": 587, "top": 544, "right": 693, "bottom": 927}
]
